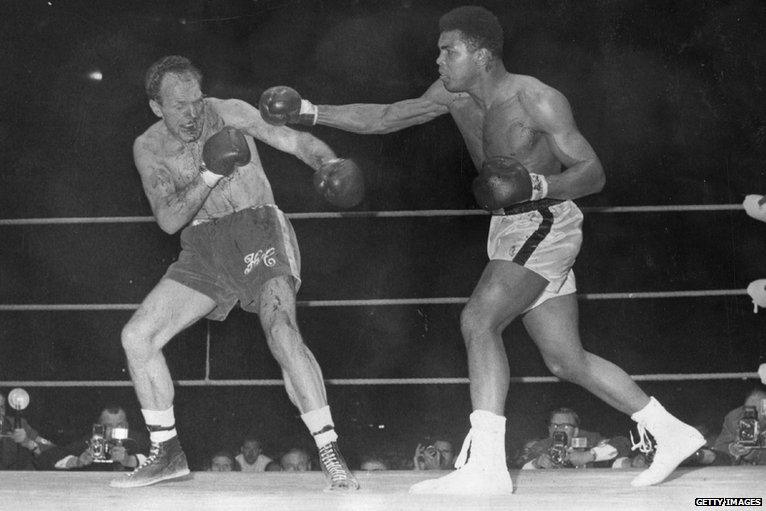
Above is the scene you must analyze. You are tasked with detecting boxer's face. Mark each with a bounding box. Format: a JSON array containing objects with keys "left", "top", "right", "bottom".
[
  {"left": 151, "top": 71, "right": 206, "bottom": 143},
  {"left": 436, "top": 30, "right": 482, "bottom": 92}
]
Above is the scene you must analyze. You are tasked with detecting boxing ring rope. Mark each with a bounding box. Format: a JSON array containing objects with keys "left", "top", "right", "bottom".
[
  {"left": 0, "top": 202, "right": 759, "bottom": 387},
  {"left": 0, "top": 203, "right": 746, "bottom": 226}
]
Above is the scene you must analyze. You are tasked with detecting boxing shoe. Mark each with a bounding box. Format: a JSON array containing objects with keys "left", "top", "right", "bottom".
[
  {"left": 317, "top": 441, "right": 359, "bottom": 491},
  {"left": 410, "top": 410, "right": 513, "bottom": 495},
  {"left": 630, "top": 397, "right": 705, "bottom": 487},
  {"left": 409, "top": 460, "right": 513, "bottom": 495},
  {"left": 109, "top": 436, "right": 190, "bottom": 488}
]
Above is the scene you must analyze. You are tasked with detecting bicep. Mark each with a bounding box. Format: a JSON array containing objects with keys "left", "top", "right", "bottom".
[
  {"left": 547, "top": 126, "right": 598, "bottom": 168},
  {"left": 532, "top": 92, "right": 598, "bottom": 167}
]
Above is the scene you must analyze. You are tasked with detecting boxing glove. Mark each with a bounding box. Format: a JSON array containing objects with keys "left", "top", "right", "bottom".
[
  {"left": 472, "top": 156, "right": 548, "bottom": 211},
  {"left": 259, "top": 86, "right": 318, "bottom": 126},
  {"left": 200, "top": 127, "right": 251, "bottom": 187},
  {"left": 313, "top": 158, "right": 365, "bottom": 208}
]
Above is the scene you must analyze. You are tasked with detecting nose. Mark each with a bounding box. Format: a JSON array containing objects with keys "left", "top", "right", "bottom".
[{"left": 436, "top": 52, "right": 444, "bottom": 66}]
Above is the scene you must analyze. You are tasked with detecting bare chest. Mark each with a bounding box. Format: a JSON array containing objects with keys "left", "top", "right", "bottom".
[{"left": 449, "top": 97, "right": 545, "bottom": 168}]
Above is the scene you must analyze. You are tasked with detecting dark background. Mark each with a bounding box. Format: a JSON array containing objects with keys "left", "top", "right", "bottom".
[{"left": 1, "top": 0, "right": 765, "bottom": 470}]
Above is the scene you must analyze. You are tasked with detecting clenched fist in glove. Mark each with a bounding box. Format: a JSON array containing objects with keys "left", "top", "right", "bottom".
[
  {"left": 200, "top": 126, "right": 251, "bottom": 187},
  {"left": 259, "top": 86, "right": 318, "bottom": 126},
  {"left": 313, "top": 159, "right": 365, "bottom": 209},
  {"left": 472, "top": 156, "right": 548, "bottom": 211}
]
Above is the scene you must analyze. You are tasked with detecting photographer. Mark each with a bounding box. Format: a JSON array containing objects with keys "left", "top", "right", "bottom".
[
  {"left": 0, "top": 391, "right": 54, "bottom": 470},
  {"left": 413, "top": 437, "right": 455, "bottom": 471},
  {"left": 711, "top": 388, "right": 766, "bottom": 465},
  {"left": 515, "top": 408, "right": 629, "bottom": 469},
  {"left": 47, "top": 405, "right": 149, "bottom": 471}
]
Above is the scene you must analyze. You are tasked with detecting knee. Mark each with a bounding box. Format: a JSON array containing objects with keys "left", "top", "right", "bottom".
[
  {"left": 120, "top": 321, "right": 156, "bottom": 362},
  {"left": 543, "top": 353, "right": 587, "bottom": 381},
  {"left": 460, "top": 304, "right": 499, "bottom": 345}
]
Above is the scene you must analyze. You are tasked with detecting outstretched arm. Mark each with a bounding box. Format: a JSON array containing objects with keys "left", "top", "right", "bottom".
[
  {"left": 259, "top": 80, "right": 451, "bottom": 135},
  {"left": 524, "top": 88, "right": 605, "bottom": 200},
  {"left": 317, "top": 97, "right": 448, "bottom": 134}
]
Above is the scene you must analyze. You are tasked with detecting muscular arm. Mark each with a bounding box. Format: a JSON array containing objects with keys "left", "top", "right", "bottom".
[
  {"left": 215, "top": 98, "right": 341, "bottom": 171},
  {"left": 134, "top": 138, "right": 211, "bottom": 234},
  {"left": 315, "top": 80, "right": 450, "bottom": 134},
  {"left": 524, "top": 89, "right": 605, "bottom": 200}
]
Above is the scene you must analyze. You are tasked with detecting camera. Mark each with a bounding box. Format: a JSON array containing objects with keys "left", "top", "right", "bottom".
[
  {"left": 549, "top": 430, "right": 568, "bottom": 466},
  {"left": 89, "top": 424, "right": 130, "bottom": 463},
  {"left": 737, "top": 406, "right": 760, "bottom": 446}
]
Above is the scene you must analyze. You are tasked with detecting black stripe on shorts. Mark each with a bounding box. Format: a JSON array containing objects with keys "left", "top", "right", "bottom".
[{"left": 512, "top": 207, "right": 554, "bottom": 266}]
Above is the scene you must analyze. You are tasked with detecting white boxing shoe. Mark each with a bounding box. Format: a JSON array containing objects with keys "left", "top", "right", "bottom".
[
  {"left": 630, "top": 397, "right": 705, "bottom": 487},
  {"left": 409, "top": 463, "right": 513, "bottom": 495},
  {"left": 409, "top": 421, "right": 513, "bottom": 495}
]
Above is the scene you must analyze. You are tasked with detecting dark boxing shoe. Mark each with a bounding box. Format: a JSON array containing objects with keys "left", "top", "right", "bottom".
[
  {"left": 318, "top": 441, "right": 359, "bottom": 491},
  {"left": 109, "top": 436, "right": 190, "bottom": 488}
]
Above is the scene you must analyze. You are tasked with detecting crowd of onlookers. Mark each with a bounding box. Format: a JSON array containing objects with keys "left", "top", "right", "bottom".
[{"left": 2, "top": 386, "right": 764, "bottom": 473}]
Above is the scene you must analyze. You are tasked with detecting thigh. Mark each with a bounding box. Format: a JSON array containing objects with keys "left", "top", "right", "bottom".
[
  {"left": 257, "top": 275, "right": 298, "bottom": 330},
  {"left": 467, "top": 259, "right": 549, "bottom": 330},
  {"left": 522, "top": 293, "right": 584, "bottom": 358},
  {"left": 128, "top": 278, "right": 217, "bottom": 346}
]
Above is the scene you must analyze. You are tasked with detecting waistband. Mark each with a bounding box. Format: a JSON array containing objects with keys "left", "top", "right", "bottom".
[
  {"left": 494, "top": 198, "right": 565, "bottom": 216},
  {"left": 190, "top": 204, "right": 279, "bottom": 226}
]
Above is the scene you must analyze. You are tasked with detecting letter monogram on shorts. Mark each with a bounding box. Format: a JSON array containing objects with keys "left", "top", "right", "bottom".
[{"left": 243, "top": 247, "right": 277, "bottom": 274}]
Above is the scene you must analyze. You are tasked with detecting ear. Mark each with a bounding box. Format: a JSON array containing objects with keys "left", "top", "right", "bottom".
[
  {"left": 474, "top": 48, "right": 490, "bottom": 68},
  {"left": 149, "top": 99, "right": 163, "bottom": 118}
]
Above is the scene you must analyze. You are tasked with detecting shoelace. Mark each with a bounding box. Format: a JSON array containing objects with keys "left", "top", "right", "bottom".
[
  {"left": 126, "top": 443, "right": 161, "bottom": 477},
  {"left": 630, "top": 423, "right": 655, "bottom": 455},
  {"left": 454, "top": 429, "right": 474, "bottom": 469},
  {"left": 318, "top": 444, "right": 346, "bottom": 482}
]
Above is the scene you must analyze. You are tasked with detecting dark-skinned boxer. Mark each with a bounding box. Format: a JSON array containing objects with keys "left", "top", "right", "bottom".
[{"left": 259, "top": 6, "right": 705, "bottom": 494}]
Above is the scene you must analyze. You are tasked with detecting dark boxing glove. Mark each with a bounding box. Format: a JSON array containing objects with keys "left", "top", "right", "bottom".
[
  {"left": 313, "top": 159, "right": 365, "bottom": 208},
  {"left": 259, "top": 86, "right": 318, "bottom": 126},
  {"left": 200, "top": 127, "right": 251, "bottom": 187},
  {"left": 472, "top": 156, "right": 548, "bottom": 211}
]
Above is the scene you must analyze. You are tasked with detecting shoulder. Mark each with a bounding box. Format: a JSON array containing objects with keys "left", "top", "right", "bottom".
[
  {"left": 133, "top": 122, "right": 165, "bottom": 158},
  {"left": 512, "top": 75, "right": 572, "bottom": 128},
  {"left": 422, "top": 79, "right": 466, "bottom": 107},
  {"left": 723, "top": 406, "right": 743, "bottom": 423},
  {"left": 207, "top": 97, "right": 259, "bottom": 127}
]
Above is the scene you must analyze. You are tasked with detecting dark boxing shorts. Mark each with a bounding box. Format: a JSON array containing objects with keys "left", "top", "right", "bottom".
[{"left": 164, "top": 204, "right": 301, "bottom": 321}]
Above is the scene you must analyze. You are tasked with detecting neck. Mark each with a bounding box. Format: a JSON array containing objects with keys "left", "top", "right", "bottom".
[{"left": 465, "top": 64, "right": 511, "bottom": 108}]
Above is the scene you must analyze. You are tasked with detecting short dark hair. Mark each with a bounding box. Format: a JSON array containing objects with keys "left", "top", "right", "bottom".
[
  {"left": 144, "top": 55, "right": 202, "bottom": 103},
  {"left": 100, "top": 404, "right": 126, "bottom": 417},
  {"left": 549, "top": 407, "right": 580, "bottom": 427},
  {"left": 438, "top": 6, "right": 503, "bottom": 58}
]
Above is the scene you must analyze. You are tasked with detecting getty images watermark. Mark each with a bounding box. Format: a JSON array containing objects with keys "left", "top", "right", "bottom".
[{"left": 695, "top": 498, "right": 763, "bottom": 507}]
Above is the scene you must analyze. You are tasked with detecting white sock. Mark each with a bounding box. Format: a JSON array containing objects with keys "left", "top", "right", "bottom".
[
  {"left": 456, "top": 410, "right": 506, "bottom": 468},
  {"left": 630, "top": 396, "right": 661, "bottom": 423},
  {"left": 142, "top": 406, "right": 177, "bottom": 443},
  {"left": 301, "top": 405, "right": 338, "bottom": 447}
]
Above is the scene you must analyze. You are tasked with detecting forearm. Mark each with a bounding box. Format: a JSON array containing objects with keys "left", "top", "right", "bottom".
[
  {"left": 290, "top": 132, "right": 340, "bottom": 171},
  {"left": 546, "top": 159, "right": 605, "bottom": 200},
  {"left": 154, "top": 177, "right": 211, "bottom": 234},
  {"left": 317, "top": 104, "right": 392, "bottom": 134},
  {"left": 317, "top": 99, "right": 445, "bottom": 134}
]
